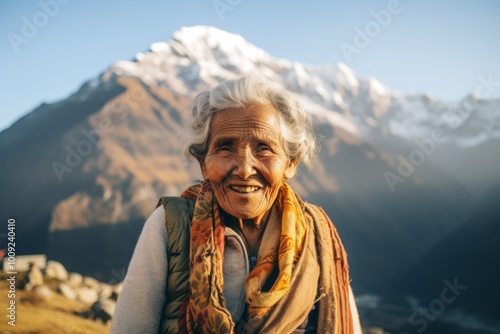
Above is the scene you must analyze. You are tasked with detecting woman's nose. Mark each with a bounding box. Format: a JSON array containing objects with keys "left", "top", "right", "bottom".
[{"left": 232, "top": 149, "right": 257, "bottom": 179}]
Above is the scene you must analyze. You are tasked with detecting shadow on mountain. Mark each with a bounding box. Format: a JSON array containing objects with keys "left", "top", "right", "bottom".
[{"left": 374, "top": 183, "right": 500, "bottom": 329}]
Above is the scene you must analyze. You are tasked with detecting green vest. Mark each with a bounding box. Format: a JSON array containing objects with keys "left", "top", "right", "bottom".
[
  {"left": 155, "top": 196, "right": 320, "bottom": 333},
  {"left": 156, "top": 196, "right": 195, "bottom": 334}
]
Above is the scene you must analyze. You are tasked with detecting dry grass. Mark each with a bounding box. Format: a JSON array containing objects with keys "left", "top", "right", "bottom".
[{"left": 0, "top": 273, "right": 109, "bottom": 334}]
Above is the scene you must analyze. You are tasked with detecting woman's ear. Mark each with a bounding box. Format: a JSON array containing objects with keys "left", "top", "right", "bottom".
[
  {"left": 198, "top": 158, "right": 207, "bottom": 180},
  {"left": 284, "top": 160, "right": 298, "bottom": 179}
]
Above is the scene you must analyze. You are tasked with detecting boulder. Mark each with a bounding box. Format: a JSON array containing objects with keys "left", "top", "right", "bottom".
[
  {"left": 45, "top": 261, "right": 68, "bottom": 281},
  {"left": 90, "top": 298, "right": 116, "bottom": 324},
  {"left": 67, "top": 272, "right": 83, "bottom": 287},
  {"left": 33, "top": 285, "right": 52, "bottom": 300},
  {"left": 113, "top": 282, "right": 123, "bottom": 295},
  {"left": 75, "top": 287, "right": 99, "bottom": 304},
  {"left": 58, "top": 283, "right": 77, "bottom": 300},
  {"left": 22, "top": 263, "right": 44, "bottom": 290},
  {"left": 99, "top": 283, "right": 113, "bottom": 299},
  {"left": 82, "top": 276, "right": 100, "bottom": 289}
]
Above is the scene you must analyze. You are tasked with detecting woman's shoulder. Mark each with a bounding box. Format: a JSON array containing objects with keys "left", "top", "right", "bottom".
[
  {"left": 155, "top": 196, "right": 195, "bottom": 236},
  {"left": 301, "top": 201, "right": 324, "bottom": 214},
  {"left": 301, "top": 201, "right": 335, "bottom": 225},
  {"left": 156, "top": 196, "right": 195, "bottom": 218},
  {"left": 142, "top": 205, "right": 166, "bottom": 234},
  {"left": 157, "top": 196, "right": 195, "bottom": 209},
  {"left": 137, "top": 196, "right": 194, "bottom": 249}
]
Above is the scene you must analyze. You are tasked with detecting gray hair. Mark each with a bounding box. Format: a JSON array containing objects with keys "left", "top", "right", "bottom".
[{"left": 183, "top": 76, "right": 317, "bottom": 167}]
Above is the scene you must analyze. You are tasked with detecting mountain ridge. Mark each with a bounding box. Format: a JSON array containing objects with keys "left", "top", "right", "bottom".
[{"left": 1, "top": 26, "right": 496, "bottom": 296}]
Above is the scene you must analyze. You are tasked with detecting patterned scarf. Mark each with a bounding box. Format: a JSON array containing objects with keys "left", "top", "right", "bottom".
[{"left": 179, "top": 180, "right": 353, "bottom": 333}]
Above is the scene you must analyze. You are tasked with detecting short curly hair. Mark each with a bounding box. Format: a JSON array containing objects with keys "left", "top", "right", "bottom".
[{"left": 183, "top": 76, "right": 317, "bottom": 167}]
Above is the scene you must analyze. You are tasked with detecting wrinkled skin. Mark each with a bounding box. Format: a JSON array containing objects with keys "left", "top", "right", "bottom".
[{"left": 199, "top": 104, "right": 297, "bottom": 229}]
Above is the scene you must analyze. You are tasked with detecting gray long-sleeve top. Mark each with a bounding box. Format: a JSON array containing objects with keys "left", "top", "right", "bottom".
[{"left": 110, "top": 206, "right": 363, "bottom": 333}]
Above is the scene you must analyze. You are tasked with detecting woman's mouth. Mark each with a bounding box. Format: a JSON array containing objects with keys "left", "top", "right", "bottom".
[{"left": 229, "top": 185, "right": 260, "bottom": 193}]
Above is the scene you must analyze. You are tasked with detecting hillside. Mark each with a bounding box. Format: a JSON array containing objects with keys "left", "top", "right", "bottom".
[
  {"left": 389, "top": 184, "right": 500, "bottom": 323},
  {"left": 0, "top": 271, "right": 109, "bottom": 334}
]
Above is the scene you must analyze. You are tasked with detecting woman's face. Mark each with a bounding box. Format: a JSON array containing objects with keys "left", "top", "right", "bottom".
[{"left": 200, "top": 104, "right": 297, "bottom": 220}]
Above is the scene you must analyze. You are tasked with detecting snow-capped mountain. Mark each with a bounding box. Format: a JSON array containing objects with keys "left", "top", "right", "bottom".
[
  {"left": 94, "top": 25, "right": 500, "bottom": 196},
  {"left": 95, "top": 26, "right": 500, "bottom": 149},
  {"left": 0, "top": 26, "right": 497, "bottom": 301}
]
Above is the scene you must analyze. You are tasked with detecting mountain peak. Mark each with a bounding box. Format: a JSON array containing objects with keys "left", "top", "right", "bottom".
[
  {"left": 106, "top": 25, "right": 279, "bottom": 91},
  {"left": 171, "top": 25, "right": 245, "bottom": 49},
  {"left": 98, "top": 25, "right": 500, "bottom": 150},
  {"left": 171, "top": 25, "right": 275, "bottom": 66},
  {"left": 107, "top": 25, "right": 365, "bottom": 95}
]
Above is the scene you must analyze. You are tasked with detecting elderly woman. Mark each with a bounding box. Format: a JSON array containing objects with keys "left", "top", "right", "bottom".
[{"left": 110, "top": 76, "right": 362, "bottom": 333}]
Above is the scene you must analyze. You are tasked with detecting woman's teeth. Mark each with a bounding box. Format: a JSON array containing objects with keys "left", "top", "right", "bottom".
[{"left": 230, "top": 186, "right": 259, "bottom": 193}]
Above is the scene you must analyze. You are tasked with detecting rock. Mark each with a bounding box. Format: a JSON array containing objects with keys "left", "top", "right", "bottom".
[
  {"left": 45, "top": 261, "right": 68, "bottom": 281},
  {"left": 83, "top": 276, "right": 100, "bottom": 289},
  {"left": 90, "top": 298, "right": 116, "bottom": 324},
  {"left": 67, "top": 272, "right": 83, "bottom": 287},
  {"left": 22, "top": 263, "right": 44, "bottom": 290},
  {"left": 113, "top": 282, "right": 123, "bottom": 295},
  {"left": 75, "top": 287, "right": 99, "bottom": 304},
  {"left": 32, "top": 285, "right": 52, "bottom": 300},
  {"left": 99, "top": 283, "right": 113, "bottom": 299},
  {"left": 58, "top": 283, "right": 77, "bottom": 300}
]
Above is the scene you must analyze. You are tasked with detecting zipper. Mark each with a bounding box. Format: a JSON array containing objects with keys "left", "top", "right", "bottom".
[{"left": 223, "top": 227, "right": 249, "bottom": 322}]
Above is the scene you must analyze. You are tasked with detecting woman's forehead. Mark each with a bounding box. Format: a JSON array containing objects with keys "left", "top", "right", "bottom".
[
  {"left": 210, "top": 105, "right": 280, "bottom": 131},
  {"left": 208, "top": 105, "right": 283, "bottom": 144}
]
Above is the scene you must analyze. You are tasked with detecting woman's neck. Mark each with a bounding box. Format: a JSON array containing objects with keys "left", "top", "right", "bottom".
[
  {"left": 224, "top": 208, "right": 273, "bottom": 255},
  {"left": 235, "top": 209, "right": 271, "bottom": 231}
]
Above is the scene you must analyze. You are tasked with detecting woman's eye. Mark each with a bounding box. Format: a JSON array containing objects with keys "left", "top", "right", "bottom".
[
  {"left": 257, "top": 144, "right": 272, "bottom": 152},
  {"left": 218, "top": 143, "right": 232, "bottom": 151}
]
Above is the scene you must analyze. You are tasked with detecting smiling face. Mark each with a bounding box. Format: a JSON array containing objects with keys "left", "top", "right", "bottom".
[{"left": 199, "top": 104, "right": 297, "bottom": 222}]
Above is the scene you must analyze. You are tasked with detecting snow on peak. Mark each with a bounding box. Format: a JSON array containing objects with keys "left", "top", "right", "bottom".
[
  {"left": 102, "top": 25, "right": 411, "bottom": 142},
  {"left": 106, "top": 25, "right": 369, "bottom": 98},
  {"left": 172, "top": 26, "right": 261, "bottom": 57},
  {"left": 335, "top": 62, "right": 360, "bottom": 88},
  {"left": 99, "top": 25, "right": 498, "bottom": 149},
  {"left": 170, "top": 25, "right": 277, "bottom": 72},
  {"left": 336, "top": 62, "right": 356, "bottom": 78},
  {"left": 108, "top": 25, "right": 500, "bottom": 147},
  {"left": 368, "top": 78, "right": 389, "bottom": 96},
  {"left": 106, "top": 25, "right": 288, "bottom": 92}
]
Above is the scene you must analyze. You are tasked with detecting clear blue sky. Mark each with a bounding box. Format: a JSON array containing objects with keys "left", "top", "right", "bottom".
[{"left": 1, "top": 0, "right": 499, "bottom": 132}]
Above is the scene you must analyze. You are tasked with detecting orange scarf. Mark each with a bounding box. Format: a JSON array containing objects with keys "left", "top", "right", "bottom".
[{"left": 179, "top": 181, "right": 353, "bottom": 333}]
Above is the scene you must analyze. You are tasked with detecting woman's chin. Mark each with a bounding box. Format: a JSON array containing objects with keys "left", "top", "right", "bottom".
[
  {"left": 220, "top": 204, "right": 266, "bottom": 221},
  {"left": 224, "top": 208, "right": 259, "bottom": 220}
]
